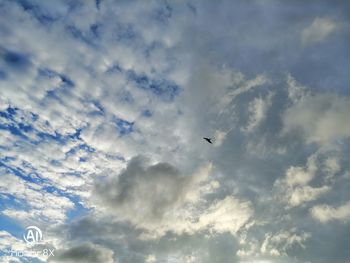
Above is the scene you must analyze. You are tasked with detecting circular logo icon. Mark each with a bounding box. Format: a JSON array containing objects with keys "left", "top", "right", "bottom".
[{"left": 23, "top": 226, "right": 43, "bottom": 244}]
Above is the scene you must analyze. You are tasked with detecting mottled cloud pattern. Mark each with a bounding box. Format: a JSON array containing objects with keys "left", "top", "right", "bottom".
[{"left": 1, "top": 1, "right": 350, "bottom": 263}]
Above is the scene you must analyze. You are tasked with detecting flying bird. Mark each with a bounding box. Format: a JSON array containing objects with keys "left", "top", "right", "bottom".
[{"left": 203, "top": 137, "right": 213, "bottom": 144}]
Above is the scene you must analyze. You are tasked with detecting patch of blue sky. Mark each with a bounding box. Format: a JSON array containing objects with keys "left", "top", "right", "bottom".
[
  {"left": 2, "top": 49, "right": 31, "bottom": 72},
  {"left": 78, "top": 157, "right": 87, "bottom": 162},
  {"left": 118, "top": 89, "right": 134, "bottom": 104},
  {"left": 86, "top": 100, "right": 105, "bottom": 116},
  {"left": 42, "top": 185, "right": 77, "bottom": 200},
  {"left": 154, "top": 2, "right": 173, "bottom": 24},
  {"left": 113, "top": 23, "right": 137, "bottom": 43},
  {"left": 95, "top": 0, "right": 101, "bottom": 10},
  {"left": 104, "top": 153, "right": 125, "bottom": 162},
  {"left": 39, "top": 185, "right": 90, "bottom": 222},
  {"left": 68, "top": 128, "right": 82, "bottom": 140},
  {"left": 0, "top": 69, "right": 6, "bottom": 79},
  {"left": 38, "top": 68, "right": 75, "bottom": 89},
  {"left": 141, "top": 109, "right": 152, "bottom": 118},
  {"left": 13, "top": 0, "right": 62, "bottom": 26},
  {"left": 79, "top": 143, "right": 96, "bottom": 153},
  {"left": 105, "top": 64, "right": 123, "bottom": 74},
  {"left": 0, "top": 122, "right": 31, "bottom": 141},
  {"left": 0, "top": 194, "right": 43, "bottom": 245},
  {"left": 90, "top": 23, "right": 101, "bottom": 38},
  {"left": 0, "top": 193, "right": 28, "bottom": 212},
  {"left": 127, "top": 70, "right": 180, "bottom": 101},
  {"left": 0, "top": 156, "right": 16, "bottom": 163},
  {"left": 0, "top": 213, "right": 24, "bottom": 239},
  {"left": 35, "top": 127, "right": 81, "bottom": 145},
  {"left": 65, "top": 25, "right": 100, "bottom": 47},
  {"left": 0, "top": 161, "right": 44, "bottom": 186},
  {"left": 113, "top": 116, "right": 134, "bottom": 136},
  {"left": 0, "top": 106, "right": 17, "bottom": 118},
  {"left": 0, "top": 107, "right": 38, "bottom": 135},
  {"left": 0, "top": 107, "right": 62, "bottom": 144},
  {"left": 65, "top": 143, "right": 96, "bottom": 159},
  {"left": 66, "top": 195, "right": 90, "bottom": 221},
  {"left": 187, "top": 3, "right": 197, "bottom": 15}
]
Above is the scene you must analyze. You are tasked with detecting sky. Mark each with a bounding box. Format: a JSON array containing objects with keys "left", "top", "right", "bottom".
[{"left": 0, "top": 0, "right": 350, "bottom": 262}]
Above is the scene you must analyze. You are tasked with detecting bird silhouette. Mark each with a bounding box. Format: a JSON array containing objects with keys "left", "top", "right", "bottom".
[{"left": 203, "top": 137, "right": 213, "bottom": 144}]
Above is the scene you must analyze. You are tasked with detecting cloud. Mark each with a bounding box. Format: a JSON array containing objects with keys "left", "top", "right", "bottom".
[
  {"left": 288, "top": 185, "right": 330, "bottom": 207},
  {"left": 92, "top": 156, "right": 252, "bottom": 238},
  {"left": 0, "top": 167, "right": 74, "bottom": 224},
  {"left": 93, "top": 156, "right": 201, "bottom": 223},
  {"left": 311, "top": 201, "right": 350, "bottom": 223},
  {"left": 283, "top": 93, "right": 350, "bottom": 144},
  {"left": 224, "top": 74, "right": 270, "bottom": 108},
  {"left": 243, "top": 92, "right": 273, "bottom": 133},
  {"left": 213, "top": 129, "right": 228, "bottom": 146},
  {"left": 301, "top": 17, "right": 337, "bottom": 45},
  {"left": 196, "top": 196, "right": 252, "bottom": 235},
  {"left": 48, "top": 243, "right": 114, "bottom": 263},
  {"left": 286, "top": 74, "right": 307, "bottom": 104},
  {"left": 1, "top": 1, "right": 350, "bottom": 262},
  {"left": 274, "top": 151, "right": 339, "bottom": 207},
  {"left": 260, "top": 229, "right": 310, "bottom": 257}
]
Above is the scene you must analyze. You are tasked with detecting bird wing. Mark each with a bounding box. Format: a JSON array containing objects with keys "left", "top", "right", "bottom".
[{"left": 203, "top": 137, "right": 212, "bottom": 144}]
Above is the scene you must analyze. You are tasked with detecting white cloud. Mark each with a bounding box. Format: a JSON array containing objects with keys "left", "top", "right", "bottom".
[
  {"left": 196, "top": 196, "right": 252, "bottom": 236},
  {"left": 145, "top": 254, "right": 156, "bottom": 263},
  {"left": 0, "top": 230, "right": 53, "bottom": 262},
  {"left": 225, "top": 74, "right": 270, "bottom": 108},
  {"left": 0, "top": 168, "right": 74, "bottom": 224},
  {"left": 284, "top": 155, "right": 317, "bottom": 187},
  {"left": 243, "top": 93, "right": 273, "bottom": 133},
  {"left": 286, "top": 75, "right": 307, "bottom": 104},
  {"left": 289, "top": 185, "right": 330, "bottom": 207},
  {"left": 260, "top": 229, "right": 310, "bottom": 257},
  {"left": 275, "top": 151, "right": 338, "bottom": 207},
  {"left": 283, "top": 93, "right": 350, "bottom": 144},
  {"left": 311, "top": 201, "right": 350, "bottom": 223},
  {"left": 213, "top": 129, "right": 228, "bottom": 146},
  {"left": 301, "top": 17, "right": 337, "bottom": 45}
]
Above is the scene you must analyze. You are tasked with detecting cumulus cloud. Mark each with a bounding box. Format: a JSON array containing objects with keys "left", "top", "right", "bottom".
[
  {"left": 92, "top": 156, "right": 252, "bottom": 238},
  {"left": 275, "top": 151, "right": 339, "bottom": 207},
  {"left": 301, "top": 17, "right": 337, "bottom": 45},
  {"left": 93, "top": 156, "right": 206, "bottom": 222}
]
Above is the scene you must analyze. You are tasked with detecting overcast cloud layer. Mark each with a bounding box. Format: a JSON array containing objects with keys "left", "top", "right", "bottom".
[{"left": 1, "top": 1, "right": 350, "bottom": 263}]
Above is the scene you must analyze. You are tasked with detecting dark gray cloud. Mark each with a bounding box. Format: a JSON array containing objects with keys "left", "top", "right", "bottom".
[
  {"left": 93, "top": 156, "right": 191, "bottom": 222},
  {"left": 48, "top": 243, "right": 114, "bottom": 263}
]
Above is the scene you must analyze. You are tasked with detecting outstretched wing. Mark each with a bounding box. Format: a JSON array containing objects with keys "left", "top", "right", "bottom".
[{"left": 203, "top": 137, "right": 213, "bottom": 144}]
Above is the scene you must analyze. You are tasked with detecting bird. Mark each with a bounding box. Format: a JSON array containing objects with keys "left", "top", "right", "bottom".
[{"left": 203, "top": 137, "right": 213, "bottom": 144}]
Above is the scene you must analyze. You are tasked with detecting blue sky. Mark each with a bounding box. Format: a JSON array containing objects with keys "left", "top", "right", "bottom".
[{"left": 1, "top": 0, "right": 350, "bottom": 262}]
